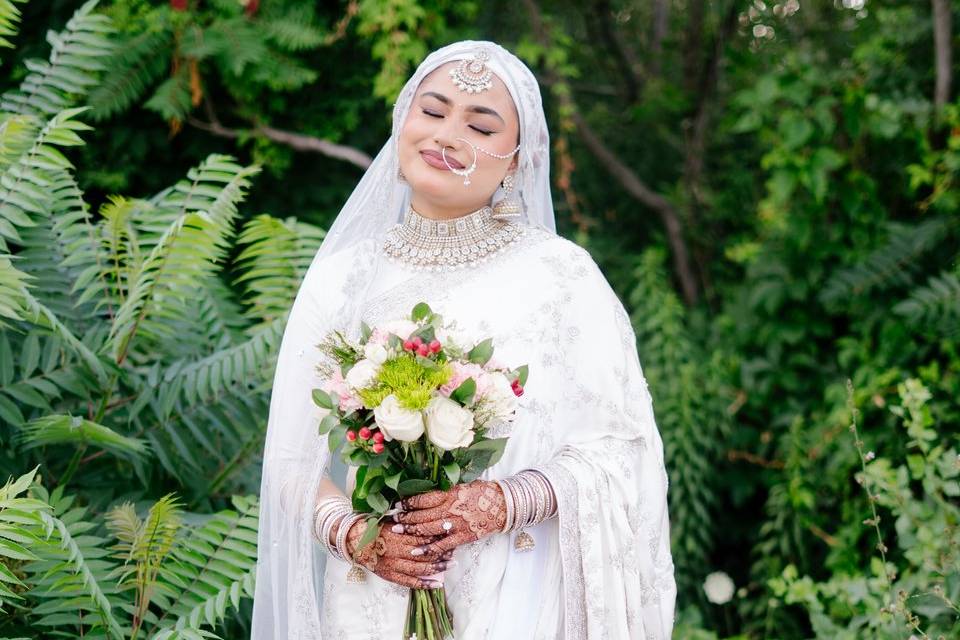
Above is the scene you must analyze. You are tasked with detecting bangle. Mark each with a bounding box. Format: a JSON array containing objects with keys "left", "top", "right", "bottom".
[
  {"left": 494, "top": 479, "right": 515, "bottom": 533},
  {"left": 336, "top": 512, "right": 365, "bottom": 563}
]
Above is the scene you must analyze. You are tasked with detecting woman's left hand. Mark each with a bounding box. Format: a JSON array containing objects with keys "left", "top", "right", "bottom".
[{"left": 390, "top": 479, "right": 507, "bottom": 559}]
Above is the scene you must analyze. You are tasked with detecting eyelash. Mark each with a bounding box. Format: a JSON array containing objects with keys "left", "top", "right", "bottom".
[{"left": 421, "top": 109, "right": 494, "bottom": 136}]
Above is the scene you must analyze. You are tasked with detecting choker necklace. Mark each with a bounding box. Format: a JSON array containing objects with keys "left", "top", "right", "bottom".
[{"left": 382, "top": 205, "right": 525, "bottom": 271}]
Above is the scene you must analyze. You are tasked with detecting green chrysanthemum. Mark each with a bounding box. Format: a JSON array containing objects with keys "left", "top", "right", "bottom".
[{"left": 358, "top": 354, "right": 453, "bottom": 411}]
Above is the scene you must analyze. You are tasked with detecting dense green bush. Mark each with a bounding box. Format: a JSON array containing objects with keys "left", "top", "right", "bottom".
[{"left": 0, "top": 1, "right": 957, "bottom": 638}]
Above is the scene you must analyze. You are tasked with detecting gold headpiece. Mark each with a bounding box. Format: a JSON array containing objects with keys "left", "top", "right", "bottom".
[{"left": 449, "top": 47, "right": 494, "bottom": 93}]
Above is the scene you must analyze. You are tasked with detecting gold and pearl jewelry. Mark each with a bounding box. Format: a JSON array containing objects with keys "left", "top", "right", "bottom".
[
  {"left": 492, "top": 172, "right": 521, "bottom": 220},
  {"left": 449, "top": 47, "right": 494, "bottom": 93},
  {"left": 382, "top": 204, "right": 525, "bottom": 271}
]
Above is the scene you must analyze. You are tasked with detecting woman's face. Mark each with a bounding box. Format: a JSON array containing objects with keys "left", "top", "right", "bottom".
[{"left": 398, "top": 61, "right": 520, "bottom": 217}]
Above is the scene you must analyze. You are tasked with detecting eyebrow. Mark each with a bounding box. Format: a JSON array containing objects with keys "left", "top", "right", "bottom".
[{"left": 420, "top": 91, "right": 505, "bottom": 125}]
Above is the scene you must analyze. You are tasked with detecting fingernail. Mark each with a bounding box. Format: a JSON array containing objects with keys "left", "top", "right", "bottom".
[
  {"left": 411, "top": 547, "right": 424, "bottom": 556},
  {"left": 391, "top": 524, "right": 404, "bottom": 533}
]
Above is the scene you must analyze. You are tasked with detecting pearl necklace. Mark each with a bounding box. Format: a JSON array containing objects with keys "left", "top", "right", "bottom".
[{"left": 382, "top": 204, "right": 525, "bottom": 271}]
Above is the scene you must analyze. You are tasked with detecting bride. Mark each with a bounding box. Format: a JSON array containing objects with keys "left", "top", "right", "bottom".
[{"left": 251, "top": 40, "right": 676, "bottom": 639}]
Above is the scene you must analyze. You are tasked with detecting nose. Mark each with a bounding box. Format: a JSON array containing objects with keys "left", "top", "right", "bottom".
[{"left": 432, "top": 115, "right": 461, "bottom": 152}]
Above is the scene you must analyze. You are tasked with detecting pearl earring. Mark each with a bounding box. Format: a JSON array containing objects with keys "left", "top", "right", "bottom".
[{"left": 492, "top": 172, "right": 521, "bottom": 220}]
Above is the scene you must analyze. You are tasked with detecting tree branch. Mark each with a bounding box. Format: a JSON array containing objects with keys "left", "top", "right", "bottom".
[
  {"left": 186, "top": 116, "right": 373, "bottom": 169},
  {"left": 522, "top": 0, "right": 700, "bottom": 304},
  {"left": 932, "top": 0, "right": 952, "bottom": 114}
]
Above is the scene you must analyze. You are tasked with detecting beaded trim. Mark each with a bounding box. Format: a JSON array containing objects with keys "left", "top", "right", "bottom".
[{"left": 381, "top": 204, "right": 526, "bottom": 271}]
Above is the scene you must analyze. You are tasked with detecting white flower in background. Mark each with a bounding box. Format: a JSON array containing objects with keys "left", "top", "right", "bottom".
[
  {"left": 423, "top": 394, "right": 475, "bottom": 450},
  {"left": 374, "top": 394, "right": 425, "bottom": 442},
  {"left": 379, "top": 319, "right": 418, "bottom": 341},
  {"left": 363, "top": 341, "right": 389, "bottom": 365},
  {"left": 479, "top": 371, "right": 518, "bottom": 419},
  {"left": 703, "top": 571, "right": 735, "bottom": 605},
  {"left": 345, "top": 358, "right": 379, "bottom": 391}
]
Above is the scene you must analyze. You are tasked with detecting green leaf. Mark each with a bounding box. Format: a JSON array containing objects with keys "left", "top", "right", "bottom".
[
  {"left": 328, "top": 428, "right": 345, "bottom": 453},
  {"left": 312, "top": 389, "right": 334, "bottom": 410},
  {"left": 451, "top": 377, "right": 476, "bottom": 405},
  {"left": 397, "top": 479, "right": 436, "bottom": 496},
  {"left": 360, "top": 321, "right": 372, "bottom": 342},
  {"left": 411, "top": 302, "right": 432, "bottom": 322},
  {"left": 515, "top": 364, "right": 529, "bottom": 386},
  {"left": 385, "top": 471, "right": 403, "bottom": 490},
  {"left": 356, "top": 516, "right": 381, "bottom": 550},
  {"left": 317, "top": 414, "right": 339, "bottom": 435},
  {"left": 467, "top": 338, "right": 494, "bottom": 365},
  {"left": 443, "top": 462, "right": 460, "bottom": 485},
  {"left": 367, "top": 492, "right": 388, "bottom": 513}
]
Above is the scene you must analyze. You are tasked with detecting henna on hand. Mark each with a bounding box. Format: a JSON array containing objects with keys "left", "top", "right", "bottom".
[
  {"left": 345, "top": 518, "right": 454, "bottom": 589},
  {"left": 391, "top": 480, "right": 506, "bottom": 559}
]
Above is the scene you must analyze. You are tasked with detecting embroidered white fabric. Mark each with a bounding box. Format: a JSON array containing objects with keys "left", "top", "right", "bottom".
[{"left": 251, "top": 39, "right": 676, "bottom": 639}]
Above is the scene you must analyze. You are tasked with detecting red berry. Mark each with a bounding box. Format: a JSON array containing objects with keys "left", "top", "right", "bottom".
[
  {"left": 359, "top": 426, "right": 372, "bottom": 440},
  {"left": 513, "top": 383, "right": 524, "bottom": 397},
  {"left": 429, "top": 339, "right": 441, "bottom": 353},
  {"left": 417, "top": 344, "right": 430, "bottom": 357},
  {"left": 346, "top": 430, "right": 357, "bottom": 442},
  {"left": 412, "top": 335, "right": 423, "bottom": 347},
  {"left": 403, "top": 339, "right": 415, "bottom": 351},
  {"left": 372, "top": 442, "right": 385, "bottom": 454},
  {"left": 373, "top": 431, "right": 385, "bottom": 443}
]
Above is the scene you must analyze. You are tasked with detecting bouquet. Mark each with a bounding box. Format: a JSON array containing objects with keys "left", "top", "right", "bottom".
[{"left": 311, "top": 302, "right": 527, "bottom": 639}]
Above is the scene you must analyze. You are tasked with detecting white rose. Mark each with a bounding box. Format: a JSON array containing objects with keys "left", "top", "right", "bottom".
[
  {"left": 379, "top": 319, "right": 418, "bottom": 341},
  {"left": 423, "top": 395, "right": 475, "bottom": 451},
  {"left": 363, "top": 342, "right": 389, "bottom": 365},
  {"left": 703, "top": 571, "right": 735, "bottom": 605},
  {"left": 480, "top": 372, "right": 518, "bottom": 419},
  {"left": 373, "top": 394, "right": 424, "bottom": 442},
  {"left": 345, "top": 359, "right": 379, "bottom": 391}
]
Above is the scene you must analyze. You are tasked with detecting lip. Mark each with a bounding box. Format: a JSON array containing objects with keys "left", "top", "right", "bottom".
[{"left": 420, "top": 149, "right": 463, "bottom": 170}]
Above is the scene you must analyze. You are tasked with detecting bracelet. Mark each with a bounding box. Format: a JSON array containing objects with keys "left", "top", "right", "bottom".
[
  {"left": 313, "top": 495, "right": 352, "bottom": 560},
  {"left": 494, "top": 479, "right": 515, "bottom": 533},
  {"left": 335, "top": 512, "right": 365, "bottom": 563}
]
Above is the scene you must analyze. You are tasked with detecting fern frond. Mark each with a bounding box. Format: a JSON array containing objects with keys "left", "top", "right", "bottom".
[
  {"left": 0, "top": 0, "right": 29, "bottom": 59},
  {"left": 0, "top": 107, "right": 93, "bottom": 246},
  {"left": 234, "top": 214, "right": 325, "bottom": 324},
  {"left": 0, "top": 255, "right": 28, "bottom": 325},
  {"left": 820, "top": 217, "right": 955, "bottom": 306},
  {"left": 150, "top": 495, "right": 258, "bottom": 634},
  {"left": 0, "top": 0, "right": 115, "bottom": 117},
  {"left": 87, "top": 29, "right": 172, "bottom": 121},
  {"left": 894, "top": 266, "right": 960, "bottom": 336},
  {"left": 105, "top": 156, "right": 260, "bottom": 361},
  {"left": 627, "top": 247, "right": 730, "bottom": 597},
  {"left": 143, "top": 64, "right": 192, "bottom": 122},
  {"left": 262, "top": 6, "right": 326, "bottom": 51},
  {"left": 0, "top": 465, "right": 46, "bottom": 607},
  {"left": 16, "top": 414, "right": 148, "bottom": 463},
  {"left": 21, "top": 483, "right": 124, "bottom": 639}
]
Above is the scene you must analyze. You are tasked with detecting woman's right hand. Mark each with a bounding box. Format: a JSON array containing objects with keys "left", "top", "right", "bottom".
[{"left": 345, "top": 517, "right": 454, "bottom": 589}]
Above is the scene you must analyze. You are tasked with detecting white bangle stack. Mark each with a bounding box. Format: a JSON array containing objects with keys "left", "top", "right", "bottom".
[
  {"left": 494, "top": 469, "right": 558, "bottom": 552},
  {"left": 312, "top": 495, "right": 352, "bottom": 561}
]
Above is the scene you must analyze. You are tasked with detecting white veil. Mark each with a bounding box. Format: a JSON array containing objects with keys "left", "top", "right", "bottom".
[{"left": 251, "top": 40, "right": 556, "bottom": 638}]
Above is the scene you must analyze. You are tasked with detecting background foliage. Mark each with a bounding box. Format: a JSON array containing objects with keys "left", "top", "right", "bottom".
[{"left": 0, "top": 0, "right": 957, "bottom": 638}]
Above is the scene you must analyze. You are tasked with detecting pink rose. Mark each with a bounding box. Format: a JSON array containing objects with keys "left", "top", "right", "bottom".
[
  {"left": 322, "top": 369, "right": 363, "bottom": 413},
  {"left": 439, "top": 361, "right": 488, "bottom": 398},
  {"left": 367, "top": 328, "right": 390, "bottom": 346}
]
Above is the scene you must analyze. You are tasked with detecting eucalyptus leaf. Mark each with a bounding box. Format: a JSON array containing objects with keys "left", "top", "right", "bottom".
[
  {"left": 467, "top": 338, "right": 494, "bottom": 365},
  {"left": 451, "top": 378, "right": 476, "bottom": 405},
  {"left": 367, "top": 492, "right": 388, "bottom": 513},
  {"left": 411, "top": 302, "right": 432, "bottom": 321},
  {"left": 317, "top": 414, "right": 339, "bottom": 435},
  {"left": 356, "top": 516, "right": 381, "bottom": 550},
  {"left": 312, "top": 389, "right": 334, "bottom": 410},
  {"left": 443, "top": 462, "right": 460, "bottom": 485}
]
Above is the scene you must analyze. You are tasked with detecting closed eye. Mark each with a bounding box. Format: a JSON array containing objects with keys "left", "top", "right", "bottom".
[{"left": 421, "top": 109, "right": 494, "bottom": 136}]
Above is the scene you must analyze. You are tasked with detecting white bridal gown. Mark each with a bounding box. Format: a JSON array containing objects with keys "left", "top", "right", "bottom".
[{"left": 268, "top": 211, "right": 676, "bottom": 639}]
